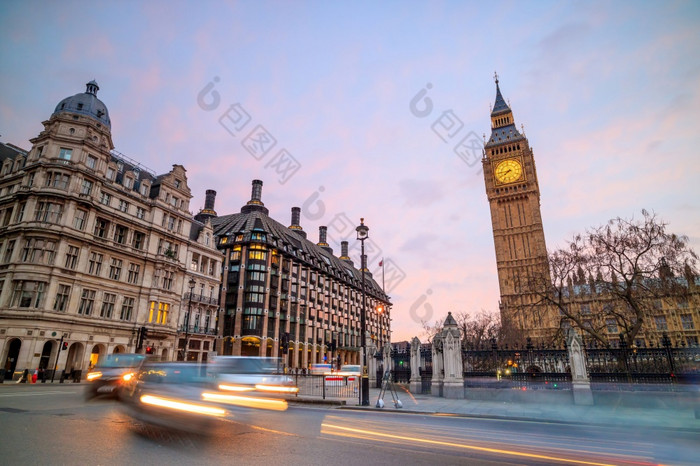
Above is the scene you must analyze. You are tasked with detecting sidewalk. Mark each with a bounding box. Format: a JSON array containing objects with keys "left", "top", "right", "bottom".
[{"left": 291, "top": 386, "right": 700, "bottom": 431}]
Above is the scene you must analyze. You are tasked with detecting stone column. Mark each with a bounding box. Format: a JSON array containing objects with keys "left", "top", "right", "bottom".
[
  {"left": 409, "top": 336, "right": 422, "bottom": 394},
  {"left": 567, "top": 328, "right": 593, "bottom": 405},
  {"left": 442, "top": 331, "right": 464, "bottom": 399},
  {"left": 431, "top": 336, "right": 444, "bottom": 397},
  {"left": 367, "top": 340, "right": 378, "bottom": 386}
]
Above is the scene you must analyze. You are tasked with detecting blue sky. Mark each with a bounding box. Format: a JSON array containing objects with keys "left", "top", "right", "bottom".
[{"left": 2, "top": 0, "right": 699, "bottom": 341}]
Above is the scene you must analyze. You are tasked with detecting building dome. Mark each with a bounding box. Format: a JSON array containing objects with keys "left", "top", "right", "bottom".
[{"left": 52, "top": 80, "right": 111, "bottom": 128}]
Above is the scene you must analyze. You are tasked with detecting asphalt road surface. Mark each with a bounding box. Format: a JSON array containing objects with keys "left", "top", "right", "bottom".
[{"left": 1, "top": 384, "right": 697, "bottom": 465}]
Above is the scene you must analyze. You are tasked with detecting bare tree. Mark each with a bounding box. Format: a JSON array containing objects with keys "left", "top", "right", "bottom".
[
  {"left": 522, "top": 210, "right": 697, "bottom": 347},
  {"left": 456, "top": 311, "right": 501, "bottom": 348}
]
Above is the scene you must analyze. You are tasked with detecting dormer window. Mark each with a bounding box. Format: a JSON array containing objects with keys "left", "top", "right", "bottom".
[
  {"left": 124, "top": 177, "right": 133, "bottom": 189},
  {"left": 140, "top": 183, "right": 148, "bottom": 196},
  {"left": 106, "top": 167, "right": 115, "bottom": 180},
  {"left": 175, "top": 179, "right": 181, "bottom": 188}
]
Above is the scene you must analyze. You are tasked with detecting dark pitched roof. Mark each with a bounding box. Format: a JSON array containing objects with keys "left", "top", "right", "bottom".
[{"left": 212, "top": 210, "right": 389, "bottom": 300}]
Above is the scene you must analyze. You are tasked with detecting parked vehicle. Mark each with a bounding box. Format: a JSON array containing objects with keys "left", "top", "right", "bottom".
[{"left": 85, "top": 353, "right": 146, "bottom": 400}]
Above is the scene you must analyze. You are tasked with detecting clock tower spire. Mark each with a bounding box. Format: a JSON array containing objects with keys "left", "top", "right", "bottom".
[{"left": 482, "top": 75, "right": 555, "bottom": 339}]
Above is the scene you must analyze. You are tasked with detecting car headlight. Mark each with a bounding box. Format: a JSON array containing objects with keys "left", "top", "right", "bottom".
[
  {"left": 122, "top": 372, "right": 135, "bottom": 382},
  {"left": 86, "top": 371, "right": 102, "bottom": 381}
]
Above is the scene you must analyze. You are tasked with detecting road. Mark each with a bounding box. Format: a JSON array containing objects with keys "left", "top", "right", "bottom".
[{"left": 0, "top": 383, "right": 697, "bottom": 465}]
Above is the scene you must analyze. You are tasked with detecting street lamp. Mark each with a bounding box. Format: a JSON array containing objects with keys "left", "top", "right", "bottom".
[
  {"left": 183, "top": 278, "right": 195, "bottom": 361},
  {"left": 356, "top": 218, "right": 370, "bottom": 406}
]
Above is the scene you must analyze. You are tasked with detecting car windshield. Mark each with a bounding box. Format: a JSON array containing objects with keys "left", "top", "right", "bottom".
[
  {"left": 211, "top": 357, "right": 280, "bottom": 374},
  {"left": 140, "top": 364, "right": 211, "bottom": 384},
  {"left": 96, "top": 354, "right": 146, "bottom": 368}
]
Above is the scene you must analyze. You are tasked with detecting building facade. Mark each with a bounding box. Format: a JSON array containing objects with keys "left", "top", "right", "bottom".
[
  {"left": 211, "top": 180, "right": 392, "bottom": 369},
  {"left": 0, "top": 81, "right": 222, "bottom": 381}
]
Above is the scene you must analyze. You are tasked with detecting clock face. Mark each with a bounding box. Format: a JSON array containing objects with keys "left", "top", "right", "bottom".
[{"left": 494, "top": 159, "right": 523, "bottom": 184}]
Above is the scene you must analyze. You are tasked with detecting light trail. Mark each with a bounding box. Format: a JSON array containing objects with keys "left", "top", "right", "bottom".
[{"left": 321, "top": 422, "right": 656, "bottom": 466}]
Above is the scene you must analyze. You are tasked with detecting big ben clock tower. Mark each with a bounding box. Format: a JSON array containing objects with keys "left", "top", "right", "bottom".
[{"left": 483, "top": 74, "right": 554, "bottom": 337}]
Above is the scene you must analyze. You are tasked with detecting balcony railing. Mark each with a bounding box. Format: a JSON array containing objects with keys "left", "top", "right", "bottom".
[
  {"left": 178, "top": 325, "right": 217, "bottom": 335},
  {"left": 184, "top": 292, "right": 219, "bottom": 306}
]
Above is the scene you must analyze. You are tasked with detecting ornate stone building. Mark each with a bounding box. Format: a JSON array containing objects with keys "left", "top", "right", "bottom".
[
  {"left": 482, "top": 76, "right": 698, "bottom": 347},
  {"left": 482, "top": 75, "right": 557, "bottom": 338},
  {"left": 211, "top": 180, "right": 392, "bottom": 369},
  {"left": 0, "top": 82, "right": 222, "bottom": 380}
]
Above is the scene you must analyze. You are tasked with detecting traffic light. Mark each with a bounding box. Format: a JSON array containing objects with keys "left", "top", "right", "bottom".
[
  {"left": 281, "top": 332, "right": 289, "bottom": 354},
  {"left": 61, "top": 341, "right": 68, "bottom": 351},
  {"left": 137, "top": 326, "right": 147, "bottom": 350},
  {"left": 145, "top": 346, "right": 153, "bottom": 355}
]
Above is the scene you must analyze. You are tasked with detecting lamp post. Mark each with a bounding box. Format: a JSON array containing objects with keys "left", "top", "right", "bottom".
[
  {"left": 183, "top": 278, "right": 195, "bottom": 361},
  {"left": 356, "top": 218, "right": 370, "bottom": 406}
]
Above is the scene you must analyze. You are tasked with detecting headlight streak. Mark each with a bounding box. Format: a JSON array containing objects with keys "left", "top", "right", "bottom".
[
  {"left": 122, "top": 372, "right": 134, "bottom": 382},
  {"left": 86, "top": 371, "right": 102, "bottom": 381},
  {"left": 218, "top": 384, "right": 255, "bottom": 392},
  {"left": 320, "top": 423, "right": 637, "bottom": 466},
  {"left": 254, "top": 384, "right": 299, "bottom": 393},
  {"left": 139, "top": 394, "right": 226, "bottom": 417},
  {"left": 202, "top": 392, "right": 288, "bottom": 411}
]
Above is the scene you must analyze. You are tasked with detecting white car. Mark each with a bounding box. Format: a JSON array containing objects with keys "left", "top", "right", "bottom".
[{"left": 210, "top": 356, "right": 298, "bottom": 394}]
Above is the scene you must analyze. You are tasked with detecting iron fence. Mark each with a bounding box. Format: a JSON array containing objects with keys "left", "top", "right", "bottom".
[{"left": 294, "top": 374, "right": 358, "bottom": 399}]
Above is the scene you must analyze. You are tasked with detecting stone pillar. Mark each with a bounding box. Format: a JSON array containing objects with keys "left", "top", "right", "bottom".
[
  {"left": 409, "top": 336, "right": 422, "bottom": 394},
  {"left": 431, "top": 336, "right": 444, "bottom": 397},
  {"left": 567, "top": 328, "right": 593, "bottom": 405},
  {"left": 442, "top": 331, "right": 464, "bottom": 399},
  {"left": 367, "top": 340, "right": 378, "bottom": 386},
  {"left": 382, "top": 343, "right": 391, "bottom": 377}
]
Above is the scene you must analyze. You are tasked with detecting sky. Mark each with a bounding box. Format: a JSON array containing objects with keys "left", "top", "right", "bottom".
[{"left": 1, "top": 0, "right": 699, "bottom": 342}]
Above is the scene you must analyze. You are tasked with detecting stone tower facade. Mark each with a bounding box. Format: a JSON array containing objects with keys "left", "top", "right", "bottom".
[{"left": 482, "top": 75, "right": 554, "bottom": 337}]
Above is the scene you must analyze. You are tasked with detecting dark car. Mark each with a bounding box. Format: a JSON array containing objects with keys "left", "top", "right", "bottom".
[
  {"left": 120, "top": 362, "right": 227, "bottom": 434},
  {"left": 85, "top": 353, "right": 146, "bottom": 400}
]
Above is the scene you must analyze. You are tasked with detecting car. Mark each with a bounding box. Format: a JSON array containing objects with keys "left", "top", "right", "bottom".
[
  {"left": 120, "top": 362, "right": 226, "bottom": 434},
  {"left": 85, "top": 353, "right": 146, "bottom": 400},
  {"left": 210, "top": 356, "right": 298, "bottom": 395}
]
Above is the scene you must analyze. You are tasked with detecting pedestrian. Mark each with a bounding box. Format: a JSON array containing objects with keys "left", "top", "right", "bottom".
[
  {"left": 38, "top": 367, "right": 46, "bottom": 383},
  {"left": 19, "top": 368, "right": 29, "bottom": 384}
]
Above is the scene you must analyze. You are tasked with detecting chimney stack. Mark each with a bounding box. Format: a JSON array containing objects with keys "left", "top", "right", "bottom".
[
  {"left": 241, "top": 179, "right": 269, "bottom": 214},
  {"left": 288, "top": 207, "right": 307, "bottom": 238},
  {"left": 204, "top": 189, "right": 217, "bottom": 211},
  {"left": 318, "top": 226, "right": 333, "bottom": 255}
]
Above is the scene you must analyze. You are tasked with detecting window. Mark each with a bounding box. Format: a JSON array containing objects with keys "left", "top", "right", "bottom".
[
  {"left": 53, "top": 284, "right": 71, "bottom": 312},
  {"left": 655, "top": 316, "right": 668, "bottom": 331},
  {"left": 113, "top": 225, "right": 128, "bottom": 244},
  {"left": 78, "top": 289, "right": 96, "bottom": 315},
  {"left": 3, "top": 240, "right": 15, "bottom": 262},
  {"left": 101, "top": 293, "right": 116, "bottom": 318},
  {"left": 148, "top": 301, "right": 169, "bottom": 324},
  {"left": 14, "top": 203, "right": 26, "bottom": 222},
  {"left": 248, "top": 244, "right": 267, "bottom": 261},
  {"left": 81, "top": 179, "right": 93, "bottom": 195},
  {"left": 109, "top": 258, "right": 123, "bottom": 280},
  {"left": 12, "top": 280, "right": 46, "bottom": 308},
  {"left": 73, "top": 209, "right": 87, "bottom": 230},
  {"left": 27, "top": 173, "right": 34, "bottom": 187},
  {"left": 132, "top": 231, "right": 145, "bottom": 250},
  {"left": 124, "top": 177, "right": 133, "bottom": 189},
  {"left": 140, "top": 184, "right": 148, "bottom": 196},
  {"left": 120, "top": 297, "right": 134, "bottom": 321},
  {"left": 106, "top": 167, "right": 115, "bottom": 180},
  {"left": 118, "top": 199, "right": 129, "bottom": 213},
  {"left": 157, "top": 302, "right": 169, "bottom": 324},
  {"left": 94, "top": 218, "right": 109, "bottom": 238},
  {"left": 21, "top": 238, "right": 56, "bottom": 264},
  {"left": 35, "top": 201, "right": 63, "bottom": 224},
  {"left": 606, "top": 318, "right": 618, "bottom": 334},
  {"left": 167, "top": 216, "right": 175, "bottom": 231},
  {"left": 64, "top": 245, "right": 80, "bottom": 269},
  {"left": 88, "top": 252, "right": 103, "bottom": 275},
  {"left": 58, "top": 148, "right": 72, "bottom": 163},
  {"left": 127, "top": 263, "right": 140, "bottom": 284},
  {"left": 205, "top": 233, "right": 210, "bottom": 246},
  {"left": 46, "top": 172, "right": 70, "bottom": 190},
  {"left": 163, "top": 270, "right": 174, "bottom": 290},
  {"left": 681, "top": 314, "right": 694, "bottom": 330},
  {"left": 0, "top": 208, "right": 12, "bottom": 227},
  {"left": 136, "top": 207, "right": 145, "bottom": 220},
  {"left": 86, "top": 155, "right": 97, "bottom": 169},
  {"left": 175, "top": 180, "right": 181, "bottom": 188},
  {"left": 100, "top": 192, "right": 111, "bottom": 206}
]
